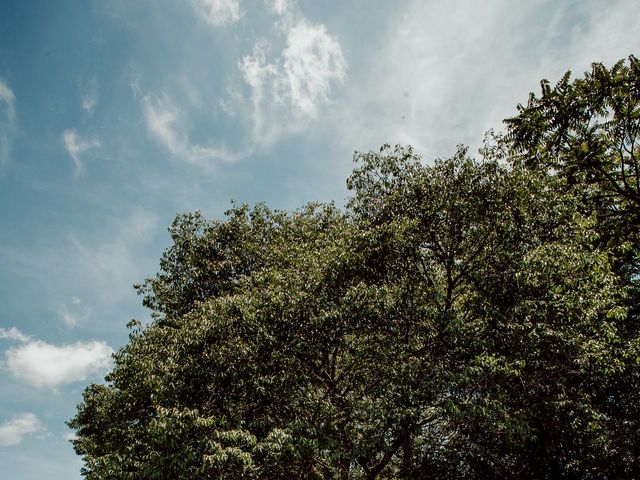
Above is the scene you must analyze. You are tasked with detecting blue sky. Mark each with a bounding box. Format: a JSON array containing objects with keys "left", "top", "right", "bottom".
[{"left": 0, "top": 0, "right": 638, "bottom": 477}]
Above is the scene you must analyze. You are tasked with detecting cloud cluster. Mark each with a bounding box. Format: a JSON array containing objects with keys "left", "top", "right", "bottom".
[
  {"left": 0, "top": 327, "right": 29, "bottom": 343},
  {"left": 191, "top": 0, "right": 241, "bottom": 27},
  {"left": 283, "top": 21, "right": 345, "bottom": 116},
  {"left": 140, "top": 0, "right": 640, "bottom": 174},
  {"left": 240, "top": 14, "right": 346, "bottom": 145},
  {"left": 0, "top": 78, "right": 16, "bottom": 168},
  {"left": 1, "top": 327, "right": 113, "bottom": 390},
  {"left": 0, "top": 413, "right": 42, "bottom": 447},
  {"left": 242, "top": 20, "right": 346, "bottom": 118},
  {"left": 142, "top": 1, "right": 346, "bottom": 163},
  {"left": 62, "top": 128, "right": 100, "bottom": 174}
]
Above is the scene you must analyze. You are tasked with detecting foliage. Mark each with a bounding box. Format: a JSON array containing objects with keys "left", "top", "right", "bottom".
[
  {"left": 505, "top": 56, "right": 640, "bottom": 213},
  {"left": 505, "top": 55, "right": 640, "bottom": 293},
  {"left": 504, "top": 57, "right": 640, "bottom": 479},
  {"left": 70, "top": 58, "right": 640, "bottom": 479}
]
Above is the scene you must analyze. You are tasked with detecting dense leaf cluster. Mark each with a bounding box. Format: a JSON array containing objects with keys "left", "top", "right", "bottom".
[{"left": 70, "top": 58, "right": 640, "bottom": 479}]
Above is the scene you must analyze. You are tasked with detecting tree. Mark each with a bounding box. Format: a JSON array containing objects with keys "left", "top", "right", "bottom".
[
  {"left": 504, "top": 57, "right": 640, "bottom": 478},
  {"left": 505, "top": 56, "right": 640, "bottom": 214},
  {"left": 70, "top": 59, "right": 639, "bottom": 479},
  {"left": 504, "top": 56, "right": 640, "bottom": 294},
  {"left": 346, "top": 146, "right": 629, "bottom": 479}
]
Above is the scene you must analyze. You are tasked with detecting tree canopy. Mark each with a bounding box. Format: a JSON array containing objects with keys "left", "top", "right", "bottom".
[{"left": 69, "top": 57, "right": 640, "bottom": 479}]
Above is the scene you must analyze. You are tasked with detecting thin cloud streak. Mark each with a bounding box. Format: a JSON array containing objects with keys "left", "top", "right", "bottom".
[
  {"left": 80, "top": 77, "right": 98, "bottom": 114},
  {"left": 141, "top": 92, "right": 246, "bottom": 166},
  {"left": 0, "top": 209, "right": 161, "bottom": 310},
  {"left": 0, "top": 78, "right": 16, "bottom": 168},
  {"left": 65, "top": 209, "right": 160, "bottom": 304},
  {"left": 62, "top": 128, "right": 100, "bottom": 174}
]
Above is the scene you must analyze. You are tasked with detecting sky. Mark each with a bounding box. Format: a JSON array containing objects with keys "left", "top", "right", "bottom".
[{"left": 0, "top": 0, "right": 638, "bottom": 477}]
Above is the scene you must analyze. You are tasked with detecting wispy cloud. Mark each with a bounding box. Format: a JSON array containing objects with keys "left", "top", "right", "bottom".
[
  {"left": 66, "top": 209, "right": 159, "bottom": 303},
  {"left": 191, "top": 0, "right": 241, "bottom": 27},
  {"left": 136, "top": 2, "right": 345, "bottom": 162},
  {"left": 562, "top": 0, "right": 640, "bottom": 71},
  {"left": 265, "top": 0, "right": 296, "bottom": 29},
  {"left": 0, "top": 327, "right": 30, "bottom": 343},
  {"left": 2, "top": 327, "right": 113, "bottom": 390},
  {"left": 62, "top": 128, "right": 100, "bottom": 174},
  {"left": 239, "top": 16, "right": 346, "bottom": 145},
  {"left": 0, "top": 413, "right": 42, "bottom": 447},
  {"left": 56, "top": 296, "right": 91, "bottom": 328},
  {"left": 240, "top": 41, "right": 281, "bottom": 142},
  {"left": 328, "top": 0, "right": 640, "bottom": 159},
  {"left": 0, "top": 81, "right": 15, "bottom": 105},
  {"left": 0, "top": 78, "right": 16, "bottom": 168},
  {"left": 81, "top": 94, "right": 97, "bottom": 114},
  {"left": 0, "top": 209, "right": 160, "bottom": 309},
  {"left": 141, "top": 92, "right": 242, "bottom": 165},
  {"left": 265, "top": 0, "right": 293, "bottom": 16},
  {"left": 81, "top": 78, "right": 98, "bottom": 114}
]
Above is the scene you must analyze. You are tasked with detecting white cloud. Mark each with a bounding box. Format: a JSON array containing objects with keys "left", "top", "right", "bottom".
[
  {"left": 0, "top": 327, "right": 29, "bottom": 343},
  {"left": 4, "top": 335, "right": 113, "bottom": 390},
  {"left": 62, "top": 128, "right": 100, "bottom": 173},
  {"left": 282, "top": 21, "right": 346, "bottom": 116},
  {"left": 239, "top": 18, "right": 346, "bottom": 145},
  {"left": 141, "top": 92, "right": 241, "bottom": 165},
  {"left": 0, "top": 413, "right": 42, "bottom": 447},
  {"left": 140, "top": 3, "right": 345, "bottom": 159},
  {"left": 240, "top": 41, "right": 281, "bottom": 142},
  {"left": 332, "top": 0, "right": 537, "bottom": 156},
  {"left": 265, "top": 0, "right": 296, "bottom": 29},
  {"left": 265, "top": 0, "right": 292, "bottom": 16},
  {"left": 328, "top": 0, "right": 640, "bottom": 159},
  {"left": 0, "top": 78, "right": 16, "bottom": 168},
  {"left": 191, "top": 0, "right": 241, "bottom": 27}
]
